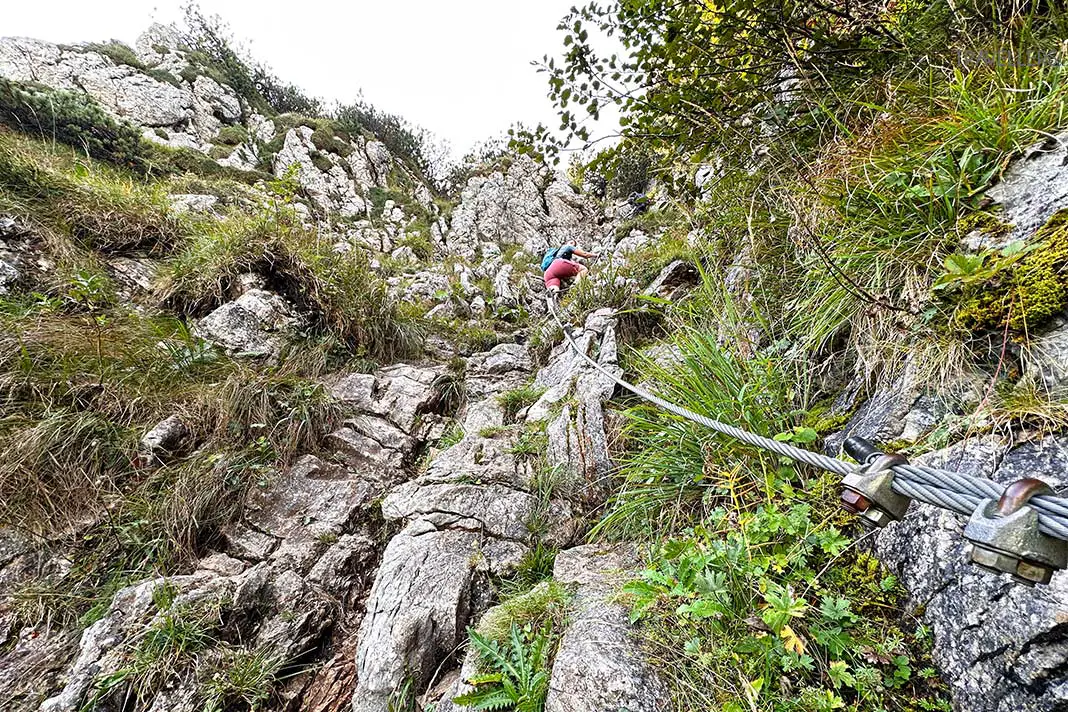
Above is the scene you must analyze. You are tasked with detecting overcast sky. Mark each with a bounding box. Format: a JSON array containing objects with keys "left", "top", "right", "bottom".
[{"left": 4, "top": 0, "right": 585, "bottom": 157}]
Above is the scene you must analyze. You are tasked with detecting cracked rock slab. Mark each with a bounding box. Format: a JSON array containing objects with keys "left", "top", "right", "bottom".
[{"left": 545, "top": 544, "right": 669, "bottom": 712}]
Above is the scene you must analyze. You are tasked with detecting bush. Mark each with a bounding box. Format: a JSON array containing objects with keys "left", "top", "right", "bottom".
[
  {"left": 335, "top": 101, "right": 433, "bottom": 181},
  {"left": 0, "top": 78, "right": 149, "bottom": 171},
  {"left": 180, "top": 7, "right": 320, "bottom": 117}
]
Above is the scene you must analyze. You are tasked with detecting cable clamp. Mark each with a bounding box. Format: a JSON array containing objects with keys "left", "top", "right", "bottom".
[
  {"left": 964, "top": 478, "right": 1067, "bottom": 586},
  {"left": 840, "top": 436, "right": 912, "bottom": 528}
]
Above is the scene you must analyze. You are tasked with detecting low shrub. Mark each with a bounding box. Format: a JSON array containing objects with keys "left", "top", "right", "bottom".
[{"left": 0, "top": 78, "right": 149, "bottom": 171}]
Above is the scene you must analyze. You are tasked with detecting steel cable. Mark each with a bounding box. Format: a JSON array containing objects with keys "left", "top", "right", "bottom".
[{"left": 546, "top": 295, "right": 1068, "bottom": 540}]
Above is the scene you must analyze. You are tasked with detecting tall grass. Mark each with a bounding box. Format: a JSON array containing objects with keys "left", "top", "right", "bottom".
[
  {"left": 0, "top": 129, "right": 180, "bottom": 255},
  {"left": 159, "top": 202, "right": 423, "bottom": 361},
  {"left": 783, "top": 29, "right": 1068, "bottom": 365},
  {"left": 593, "top": 328, "right": 792, "bottom": 540}
]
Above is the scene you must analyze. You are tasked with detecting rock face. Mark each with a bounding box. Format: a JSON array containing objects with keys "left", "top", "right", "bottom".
[
  {"left": 350, "top": 343, "right": 546, "bottom": 711},
  {"left": 0, "top": 35, "right": 237, "bottom": 145},
  {"left": 0, "top": 30, "right": 439, "bottom": 224},
  {"left": 447, "top": 156, "right": 598, "bottom": 255},
  {"left": 1025, "top": 318, "right": 1068, "bottom": 393},
  {"left": 2, "top": 355, "right": 459, "bottom": 712},
  {"left": 350, "top": 310, "right": 626, "bottom": 710},
  {"left": 975, "top": 132, "right": 1068, "bottom": 249},
  {"left": 533, "top": 309, "right": 621, "bottom": 502},
  {"left": 874, "top": 437, "right": 1068, "bottom": 712},
  {"left": 273, "top": 127, "right": 371, "bottom": 217},
  {"left": 545, "top": 545, "right": 670, "bottom": 712},
  {"left": 37, "top": 451, "right": 381, "bottom": 712}
]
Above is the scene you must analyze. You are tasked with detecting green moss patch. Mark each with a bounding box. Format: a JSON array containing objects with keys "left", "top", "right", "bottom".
[
  {"left": 213, "top": 125, "right": 249, "bottom": 147},
  {"left": 310, "top": 124, "right": 354, "bottom": 157},
  {"left": 953, "top": 209, "right": 1068, "bottom": 332}
]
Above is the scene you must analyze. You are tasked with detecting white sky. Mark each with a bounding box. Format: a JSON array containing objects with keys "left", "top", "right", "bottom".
[{"left": 3, "top": 0, "right": 586, "bottom": 157}]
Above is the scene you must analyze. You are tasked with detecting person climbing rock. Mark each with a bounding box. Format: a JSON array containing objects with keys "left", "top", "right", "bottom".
[{"left": 541, "top": 243, "right": 599, "bottom": 294}]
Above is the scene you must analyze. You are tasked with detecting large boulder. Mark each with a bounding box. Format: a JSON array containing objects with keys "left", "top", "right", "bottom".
[{"left": 194, "top": 288, "right": 300, "bottom": 357}]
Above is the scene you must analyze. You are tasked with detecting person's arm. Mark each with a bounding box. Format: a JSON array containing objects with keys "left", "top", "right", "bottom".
[{"left": 572, "top": 247, "right": 599, "bottom": 259}]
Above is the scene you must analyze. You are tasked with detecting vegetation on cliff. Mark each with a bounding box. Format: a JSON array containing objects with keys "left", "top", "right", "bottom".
[{"left": 518, "top": 1, "right": 1068, "bottom": 710}]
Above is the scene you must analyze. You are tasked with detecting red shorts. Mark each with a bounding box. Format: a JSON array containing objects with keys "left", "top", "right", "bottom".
[{"left": 544, "top": 259, "right": 581, "bottom": 289}]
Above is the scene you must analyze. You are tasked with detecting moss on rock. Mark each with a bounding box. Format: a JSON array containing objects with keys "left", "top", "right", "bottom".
[
  {"left": 953, "top": 209, "right": 1068, "bottom": 332},
  {"left": 213, "top": 125, "right": 248, "bottom": 147},
  {"left": 957, "top": 208, "right": 1013, "bottom": 241},
  {"left": 310, "top": 124, "right": 354, "bottom": 158}
]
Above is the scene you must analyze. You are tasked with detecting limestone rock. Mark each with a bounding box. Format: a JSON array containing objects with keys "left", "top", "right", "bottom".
[
  {"left": 464, "top": 343, "right": 534, "bottom": 401},
  {"left": 195, "top": 289, "right": 299, "bottom": 357},
  {"left": 382, "top": 481, "right": 537, "bottom": 542},
  {"left": 493, "top": 263, "right": 517, "bottom": 307},
  {"left": 139, "top": 414, "right": 189, "bottom": 463},
  {"left": 0, "top": 257, "right": 18, "bottom": 294},
  {"left": 351, "top": 524, "right": 490, "bottom": 712},
  {"left": 1024, "top": 319, "right": 1068, "bottom": 394},
  {"left": 327, "top": 363, "right": 443, "bottom": 433},
  {"left": 273, "top": 127, "right": 367, "bottom": 217},
  {"left": 545, "top": 545, "right": 670, "bottom": 712},
  {"left": 875, "top": 436, "right": 1068, "bottom": 711},
  {"left": 170, "top": 193, "right": 219, "bottom": 213},
  {"left": 0, "top": 37, "right": 194, "bottom": 128},
  {"left": 977, "top": 132, "right": 1068, "bottom": 249},
  {"left": 643, "top": 259, "right": 698, "bottom": 300},
  {"left": 447, "top": 155, "right": 551, "bottom": 255}
]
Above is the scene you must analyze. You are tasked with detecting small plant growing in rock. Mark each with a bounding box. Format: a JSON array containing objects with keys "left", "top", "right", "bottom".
[
  {"left": 497, "top": 385, "right": 546, "bottom": 423},
  {"left": 203, "top": 646, "right": 285, "bottom": 712},
  {"left": 454, "top": 622, "right": 554, "bottom": 712}
]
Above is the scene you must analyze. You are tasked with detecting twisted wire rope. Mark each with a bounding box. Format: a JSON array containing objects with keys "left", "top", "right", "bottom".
[{"left": 545, "top": 296, "right": 1068, "bottom": 539}]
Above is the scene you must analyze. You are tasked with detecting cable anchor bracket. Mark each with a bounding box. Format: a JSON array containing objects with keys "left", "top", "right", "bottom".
[
  {"left": 840, "top": 436, "right": 912, "bottom": 528},
  {"left": 964, "top": 478, "right": 1067, "bottom": 586}
]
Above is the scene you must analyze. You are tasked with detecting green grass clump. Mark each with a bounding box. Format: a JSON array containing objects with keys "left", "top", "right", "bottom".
[
  {"left": 212, "top": 125, "right": 249, "bottom": 147},
  {"left": 478, "top": 579, "right": 571, "bottom": 646},
  {"left": 145, "top": 142, "right": 270, "bottom": 185},
  {"left": 203, "top": 646, "right": 286, "bottom": 712},
  {"left": 310, "top": 123, "right": 354, "bottom": 157},
  {"left": 498, "top": 385, "right": 546, "bottom": 423},
  {"left": 86, "top": 598, "right": 222, "bottom": 708},
  {"left": 0, "top": 137, "right": 179, "bottom": 254},
  {"left": 594, "top": 328, "right": 791, "bottom": 540}
]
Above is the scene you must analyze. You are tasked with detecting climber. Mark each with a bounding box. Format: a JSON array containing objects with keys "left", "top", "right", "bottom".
[{"left": 541, "top": 243, "right": 599, "bottom": 295}]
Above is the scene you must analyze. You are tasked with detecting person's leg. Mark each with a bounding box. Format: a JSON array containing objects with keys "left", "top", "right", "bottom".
[{"left": 575, "top": 265, "right": 589, "bottom": 281}]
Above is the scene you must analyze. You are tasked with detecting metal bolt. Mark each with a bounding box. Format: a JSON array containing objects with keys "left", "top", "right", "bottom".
[
  {"left": 840, "top": 450, "right": 911, "bottom": 528},
  {"left": 840, "top": 489, "right": 871, "bottom": 514},
  {"left": 964, "top": 478, "right": 1066, "bottom": 586}
]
